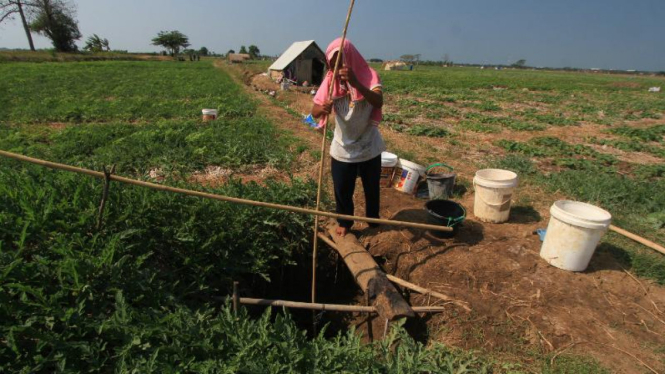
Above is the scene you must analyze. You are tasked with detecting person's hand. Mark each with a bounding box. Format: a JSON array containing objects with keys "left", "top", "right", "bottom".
[
  {"left": 320, "top": 100, "right": 333, "bottom": 115},
  {"left": 339, "top": 67, "right": 358, "bottom": 87}
]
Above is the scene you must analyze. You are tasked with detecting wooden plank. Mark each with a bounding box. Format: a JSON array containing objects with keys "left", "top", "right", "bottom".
[{"left": 321, "top": 229, "right": 414, "bottom": 320}]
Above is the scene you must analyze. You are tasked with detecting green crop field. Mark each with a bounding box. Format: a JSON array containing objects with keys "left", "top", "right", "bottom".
[
  {"left": 0, "top": 60, "right": 303, "bottom": 176},
  {"left": 0, "top": 59, "right": 522, "bottom": 373}
]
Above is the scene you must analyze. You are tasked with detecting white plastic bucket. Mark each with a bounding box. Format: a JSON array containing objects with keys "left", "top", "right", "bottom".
[
  {"left": 202, "top": 109, "right": 218, "bottom": 121},
  {"left": 540, "top": 200, "right": 612, "bottom": 272},
  {"left": 395, "top": 159, "right": 426, "bottom": 194},
  {"left": 473, "top": 169, "right": 518, "bottom": 223},
  {"left": 380, "top": 152, "right": 398, "bottom": 188}
]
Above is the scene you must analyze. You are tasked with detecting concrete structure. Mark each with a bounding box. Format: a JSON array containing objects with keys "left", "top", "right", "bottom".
[{"left": 268, "top": 40, "right": 326, "bottom": 85}]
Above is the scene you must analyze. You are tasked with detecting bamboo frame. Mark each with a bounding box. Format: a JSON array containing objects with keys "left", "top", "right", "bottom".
[
  {"left": 0, "top": 150, "right": 453, "bottom": 232},
  {"left": 239, "top": 297, "right": 448, "bottom": 314}
]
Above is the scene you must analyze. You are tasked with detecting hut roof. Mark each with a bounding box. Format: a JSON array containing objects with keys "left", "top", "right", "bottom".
[{"left": 269, "top": 40, "right": 323, "bottom": 71}]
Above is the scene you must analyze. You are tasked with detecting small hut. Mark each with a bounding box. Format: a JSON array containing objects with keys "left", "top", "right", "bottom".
[
  {"left": 269, "top": 40, "right": 326, "bottom": 85},
  {"left": 228, "top": 53, "right": 251, "bottom": 63},
  {"left": 383, "top": 61, "right": 408, "bottom": 71}
]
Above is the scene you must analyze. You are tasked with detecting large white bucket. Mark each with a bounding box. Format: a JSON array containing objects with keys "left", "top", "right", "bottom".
[
  {"left": 473, "top": 169, "right": 518, "bottom": 223},
  {"left": 540, "top": 200, "right": 612, "bottom": 272},
  {"left": 395, "top": 159, "right": 426, "bottom": 194},
  {"left": 380, "top": 152, "right": 398, "bottom": 188}
]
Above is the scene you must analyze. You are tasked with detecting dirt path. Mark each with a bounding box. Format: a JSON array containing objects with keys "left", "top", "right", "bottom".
[{"left": 219, "top": 61, "right": 665, "bottom": 373}]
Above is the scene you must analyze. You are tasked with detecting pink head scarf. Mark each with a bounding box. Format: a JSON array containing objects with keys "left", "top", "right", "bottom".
[{"left": 313, "top": 38, "right": 382, "bottom": 128}]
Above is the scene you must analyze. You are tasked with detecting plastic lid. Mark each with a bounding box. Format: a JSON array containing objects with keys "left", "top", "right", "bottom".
[
  {"left": 550, "top": 200, "right": 612, "bottom": 230},
  {"left": 381, "top": 152, "right": 398, "bottom": 167},
  {"left": 202, "top": 109, "right": 218, "bottom": 115},
  {"left": 398, "top": 159, "right": 426, "bottom": 173},
  {"left": 473, "top": 169, "right": 518, "bottom": 189}
]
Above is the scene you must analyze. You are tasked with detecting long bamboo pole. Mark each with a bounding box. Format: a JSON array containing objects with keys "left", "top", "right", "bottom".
[
  {"left": 609, "top": 225, "right": 665, "bottom": 256},
  {"left": 312, "top": 0, "right": 357, "bottom": 307},
  {"left": 239, "top": 297, "right": 448, "bottom": 314},
  {"left": 0, "top": 150, "right": 453, "bottom": 232}
]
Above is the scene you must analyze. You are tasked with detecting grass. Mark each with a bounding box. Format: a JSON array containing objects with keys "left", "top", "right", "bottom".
[{"left": 406, "top": 124, "right": 450, "bottom": 137}]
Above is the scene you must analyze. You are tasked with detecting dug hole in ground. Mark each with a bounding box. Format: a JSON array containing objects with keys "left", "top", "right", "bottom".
[{"left": 228, "top": 63, "right": 665, "bottom": 373}]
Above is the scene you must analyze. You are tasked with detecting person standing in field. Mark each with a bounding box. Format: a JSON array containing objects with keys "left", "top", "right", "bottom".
[{"left": 311, "top": 38, "right": 385, "bottom": 237}]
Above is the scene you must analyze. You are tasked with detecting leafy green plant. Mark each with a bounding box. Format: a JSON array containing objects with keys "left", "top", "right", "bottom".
[{"left": 406, "top": 124, "right": 449, "bottom": 137}]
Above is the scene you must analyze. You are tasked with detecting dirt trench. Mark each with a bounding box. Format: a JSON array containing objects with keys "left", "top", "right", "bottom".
[{"left": 219, "top": 62, "right": 665, "bottom": 373}]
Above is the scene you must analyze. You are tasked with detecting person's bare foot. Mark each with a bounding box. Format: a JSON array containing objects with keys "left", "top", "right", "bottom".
[{"left": 336, "top": 226, "right": 348, "bottom": 237}]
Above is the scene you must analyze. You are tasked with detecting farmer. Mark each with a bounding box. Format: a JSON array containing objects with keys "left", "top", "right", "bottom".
[{"left": 311, "top": 38, "right": 385, "bottom": 237}]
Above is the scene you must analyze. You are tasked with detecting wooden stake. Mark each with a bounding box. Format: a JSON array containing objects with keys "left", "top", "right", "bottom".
[
  {"left": 0, "top": 150, "right": 452, "bottom": 232},
  {"left": 232, "top": 281, "right": 239, "bottom": 314},
  {"left": 312, "top": 0, "right": 357, "bottom": 308},
  {"left": 96, "top": 164, "right": 116, "bottom": 230},
  {"left": 366, "top": 292, "right": 374, "bottom": 341}
]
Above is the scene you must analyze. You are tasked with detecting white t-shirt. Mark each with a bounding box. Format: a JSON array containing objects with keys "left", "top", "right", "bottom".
[{"left": 329, "top": 92, "right": 386, "bottom": 163}]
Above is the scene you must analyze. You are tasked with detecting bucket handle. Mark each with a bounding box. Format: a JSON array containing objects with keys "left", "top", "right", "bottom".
[
  {"left": 474, "top": 185, "right": 513, "bottom": 207},
  {"left": 445, "top": 205, "right": 466, "bottom": 227},
  {"left": 426, "top": 163, "right": 454, "bottom": 174}
]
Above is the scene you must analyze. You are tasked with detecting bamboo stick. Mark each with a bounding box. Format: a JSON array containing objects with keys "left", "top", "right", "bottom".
[
  {"left": 239, "top": 297, "right": 448, "bottom": 314},
  {"left": 385, "top": 274, "right": 471, "bottom": 312},
  {"left": 609, "top": 225, "right": 665, "bottom": 256},
  {"left": 312, "top": 0, "right": 357, "bottom": 308},
  {"left": 0, "top": 150, "right": 452, "bottom": 232}
]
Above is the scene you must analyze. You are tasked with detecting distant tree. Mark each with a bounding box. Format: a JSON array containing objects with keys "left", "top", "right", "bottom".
[
  {"left": 657, "top": 71, "right": 665, "bottom": 77},
  {"left": 248, "top": 44, "right": 260, "bottom": 59},
  {"left": 227, "top": 49, "right": 235, "bottom": 55},
  {"left": 30, "top": 0, "right": 81, "bottom": 52},
  {"left": 400, "top": 54, "right": 414, "bottom": 63},
  {"left": 512, "top": 59, "right": 527, "bottom": 68},
  {"left": 199, "top": 46, "right": 208, "bottom": 56},
  {"left": 368, "top": 58, "right": 383, "bottom": 63},
  {"left": 83, "top": 33, "right": 109, "bottom": 52},
  {"left": 0, "top": 0, "right": 35, "bottom": 50},
  {"left": 151, "top": 30, "right": 189, "bottom": 57},
  {"left": 239, "top": 45, "right": 247, "bottom": 54},
  {"left": 413, "top": 53, "right": 421, "bottom": 65}
]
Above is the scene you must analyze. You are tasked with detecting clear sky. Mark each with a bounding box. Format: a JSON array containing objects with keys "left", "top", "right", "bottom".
[{"left": 0, "top": 0, "right": 663, "bottom": 71}]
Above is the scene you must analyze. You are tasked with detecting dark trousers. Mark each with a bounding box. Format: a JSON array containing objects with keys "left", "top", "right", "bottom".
[{"left": 331, "top": 155, "right": 381, "bottom": 229}]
